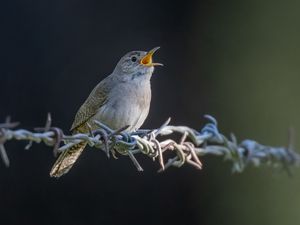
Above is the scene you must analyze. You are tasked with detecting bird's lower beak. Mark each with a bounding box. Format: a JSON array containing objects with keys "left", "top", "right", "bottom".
[{"left": 140, "top": 47, "right": 163, "bottom": 67}]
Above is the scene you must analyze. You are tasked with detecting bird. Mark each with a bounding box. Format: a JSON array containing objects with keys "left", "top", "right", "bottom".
[{"left": 50, "top": 47, "right": 162, "bottom": 177}]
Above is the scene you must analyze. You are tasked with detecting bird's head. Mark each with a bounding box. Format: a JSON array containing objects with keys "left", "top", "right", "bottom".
[{"left": 114, "top": 47, "right": 163, "bottom": 78}]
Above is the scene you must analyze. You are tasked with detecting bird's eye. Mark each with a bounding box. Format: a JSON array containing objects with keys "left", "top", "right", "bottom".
[{"left": 131, "top": 56, "right": 137, "bottom": 62}]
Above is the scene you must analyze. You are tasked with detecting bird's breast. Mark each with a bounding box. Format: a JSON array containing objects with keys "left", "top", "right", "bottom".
[{"left": 92, "top": 81, "right": 151, "bottom": 131}]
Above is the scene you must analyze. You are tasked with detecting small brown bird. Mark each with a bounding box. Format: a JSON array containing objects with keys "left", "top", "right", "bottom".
[{"left": 50, "top": 47, "right": 162, "bottom": 177}]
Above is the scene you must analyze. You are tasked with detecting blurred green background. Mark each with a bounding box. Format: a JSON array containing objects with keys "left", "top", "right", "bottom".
[
  {"left": 188, "top": 1, "right": 300, "bottom": 224},
  {"left": 0, "top": 0, "right": 299, "bottom": 225}
]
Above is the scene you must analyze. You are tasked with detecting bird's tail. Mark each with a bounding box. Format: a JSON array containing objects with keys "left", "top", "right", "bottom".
[{"left": 50, "top": 141, "right": 87, "bottom": 178}]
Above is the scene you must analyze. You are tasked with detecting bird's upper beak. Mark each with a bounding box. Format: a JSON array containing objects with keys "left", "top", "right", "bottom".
[{"left": 140, "top": 47, "right": 163, "bottom": 67}]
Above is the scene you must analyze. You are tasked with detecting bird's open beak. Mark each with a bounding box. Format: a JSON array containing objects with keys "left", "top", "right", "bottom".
[{"left": 140, "top": 47, "right": 163, "bottom": 67}]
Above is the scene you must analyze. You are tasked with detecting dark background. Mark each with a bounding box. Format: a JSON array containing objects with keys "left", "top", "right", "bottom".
[{"left": 1, "top": 0, "right": 300, "bottom": 225}]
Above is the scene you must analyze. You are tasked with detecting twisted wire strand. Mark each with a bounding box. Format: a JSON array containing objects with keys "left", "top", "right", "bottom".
[{"left": 0, "top": 114, "right": 299, "bottom": 173}]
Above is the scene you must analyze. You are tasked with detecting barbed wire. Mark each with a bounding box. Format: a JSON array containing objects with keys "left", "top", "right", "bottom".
[{"left": 0, "top": 114, "right": 299, "bottom": 174}]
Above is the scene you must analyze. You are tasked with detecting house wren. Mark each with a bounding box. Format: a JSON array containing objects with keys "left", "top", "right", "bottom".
[{"left": 50, "top": 47, "right": 162, "bottom": 177}]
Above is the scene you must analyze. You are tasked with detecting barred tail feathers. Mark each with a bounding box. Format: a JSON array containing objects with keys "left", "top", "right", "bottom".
[{"left": 50, "top": 141, "right": 87, "bottom": 178}]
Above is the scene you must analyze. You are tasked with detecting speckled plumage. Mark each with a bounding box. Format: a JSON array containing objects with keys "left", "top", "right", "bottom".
[{"left": 50, "top": 48, "right": 160, "bottom": 177}]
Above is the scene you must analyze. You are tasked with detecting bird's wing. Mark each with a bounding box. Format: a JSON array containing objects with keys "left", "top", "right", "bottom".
[{"left": 70, "top": 79, "right": 110, "bottom": 132}]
